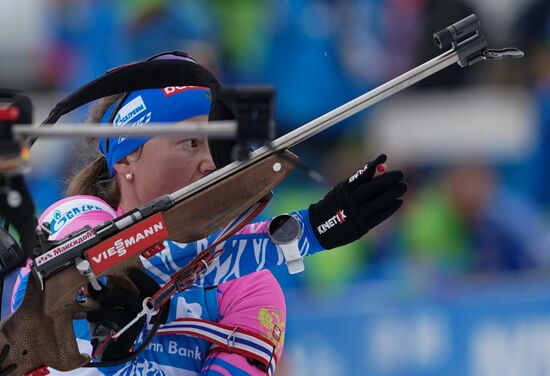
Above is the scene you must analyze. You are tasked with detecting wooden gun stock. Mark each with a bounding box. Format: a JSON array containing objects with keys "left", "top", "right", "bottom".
[{"left": 0, "top": 151, "right": 297, "bottom": 374}]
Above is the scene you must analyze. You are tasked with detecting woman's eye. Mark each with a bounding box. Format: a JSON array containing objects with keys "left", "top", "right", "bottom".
[{"left": 181, "top": 138, "right": 199, "bottom": 149}]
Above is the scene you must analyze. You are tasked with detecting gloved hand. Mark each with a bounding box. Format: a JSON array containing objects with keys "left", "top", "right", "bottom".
[
  {"left": 86, "top": 269, "right": 167, "bottom": 361},
  {"left": 308, "top": 154, "right": 406, "bottom": 249}
]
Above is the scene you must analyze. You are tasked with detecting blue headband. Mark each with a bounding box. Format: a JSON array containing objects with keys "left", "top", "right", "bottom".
[{"left": 99, "top": 86, "right": 212, "bottom": 176}]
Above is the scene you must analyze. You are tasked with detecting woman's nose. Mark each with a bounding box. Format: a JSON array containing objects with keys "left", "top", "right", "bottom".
[{"left": 199, "top": 155, "right": 216, "bottom": 175}]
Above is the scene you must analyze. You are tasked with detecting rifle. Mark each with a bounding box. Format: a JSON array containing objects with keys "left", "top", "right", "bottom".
[{"left": 0, "top": 14, "right": 522, "bottom": 374}]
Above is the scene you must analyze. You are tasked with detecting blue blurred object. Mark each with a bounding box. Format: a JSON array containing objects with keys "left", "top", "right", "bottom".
[
  {"left": 283, "top": 274, "right": 550, "bottom": 376},
  {"left": 261, "top": 0, "right": 359, "bottom": 135}
]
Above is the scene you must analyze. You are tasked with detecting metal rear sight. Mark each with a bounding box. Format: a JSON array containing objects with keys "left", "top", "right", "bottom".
[
  {"left": 433, "top": 14, "right": 524, "bottom": 67},
  {"left": 218, "top": 86, "right": 276, "bottom": 161},
  {"left": 219, "top": 86, "right": 275, "bottom": 142}
]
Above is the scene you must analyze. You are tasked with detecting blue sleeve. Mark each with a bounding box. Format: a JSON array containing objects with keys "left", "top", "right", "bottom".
[
  {"left": 198, "top": 209, "right": 324, "bottom": 286},
  {"left": 142, "top": 208, "right": 325, "bottom": 288}
]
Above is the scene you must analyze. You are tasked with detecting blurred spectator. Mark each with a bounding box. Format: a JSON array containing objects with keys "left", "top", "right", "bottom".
[
  {"left": 336, "top": 0, "right": 423, "bottom": 86},
  {"left": 208, "top": 0, "right": 270, "bottom": 81},
  {"left": 510, "top": 0, "right": 550, "bottom": 209},
  {"left": 374, "top": 164, "right": 550, "bottom": 277},
  {"left": 514, "top": 0, "right": 550, "bottom": 88},
  {"left": 261, "top": 0, "right": 357, "bottom": 136},
  {"left": 42, "top": 0, "right": 127, "bottom": 87}
]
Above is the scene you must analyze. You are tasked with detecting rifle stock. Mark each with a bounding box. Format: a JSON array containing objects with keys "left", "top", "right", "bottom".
[
  {"left": 0, "top": 271, "right": 87, "bottom": 372},
  {"left": 162, "top": 151, "right": 298, "bottom": 242},
  {"left": 0, "top": 150, "right": 297, "bottom": 374}
]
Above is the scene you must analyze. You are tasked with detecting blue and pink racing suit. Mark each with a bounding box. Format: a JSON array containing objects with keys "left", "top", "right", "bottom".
[{"left": 12, "top": 195, "right": 325, "bottom": 375}]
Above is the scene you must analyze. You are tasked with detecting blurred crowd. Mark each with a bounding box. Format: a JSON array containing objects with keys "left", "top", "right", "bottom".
[{"left": 7, "top": 0, "right": 550, "bottom": 292}]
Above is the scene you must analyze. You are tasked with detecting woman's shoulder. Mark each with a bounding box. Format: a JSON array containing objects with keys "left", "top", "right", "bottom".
[
  {"left": 39, "top": 195, "right": 117, "bottom": 240},
  {"left": 215, "top": 270, "right": 286, "bottom": 359}
]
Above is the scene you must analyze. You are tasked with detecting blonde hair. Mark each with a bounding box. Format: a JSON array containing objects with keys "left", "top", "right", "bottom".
[{"left": 65, "top": 95, "right": 122, "bottom": 207}]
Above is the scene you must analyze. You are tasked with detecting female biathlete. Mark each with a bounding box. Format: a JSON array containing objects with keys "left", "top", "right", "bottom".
[{"left": 10, "top": 52, "right": 406, "bottom": 375}]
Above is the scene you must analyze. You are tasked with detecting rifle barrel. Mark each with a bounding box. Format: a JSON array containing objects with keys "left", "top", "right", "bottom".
[{"left": 170, "top": 48, "right": 460, "bottom": 202}]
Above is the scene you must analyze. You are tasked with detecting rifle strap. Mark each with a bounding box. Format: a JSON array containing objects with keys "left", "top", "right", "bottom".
[
  {"left": 147, "top": 197, "right": 270, "bottom": 311},
  {"left": 156, "top": 317, "right": 277, "bottom": 375}
]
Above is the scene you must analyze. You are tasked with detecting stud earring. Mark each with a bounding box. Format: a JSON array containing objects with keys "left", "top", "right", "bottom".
[{"left": 125, "top": 172, "right": 133, "bottom": 181}]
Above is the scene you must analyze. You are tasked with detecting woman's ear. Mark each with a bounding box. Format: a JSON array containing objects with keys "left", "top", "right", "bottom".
[
  {"left": 113, "top": 158, "right": 131, "bottom": 177},
  {"left": 114, "top": 147, "right": 142, "bottom": 176}
]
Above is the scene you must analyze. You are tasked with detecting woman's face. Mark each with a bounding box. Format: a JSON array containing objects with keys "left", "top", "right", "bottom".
[{"left": 119, "top": 115, "right": 216, "bottom": 206}]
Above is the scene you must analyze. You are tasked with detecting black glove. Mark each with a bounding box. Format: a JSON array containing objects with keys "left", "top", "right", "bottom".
[
  {"left": 308, "top": 154, "right": 406, "bottom": 249},
  {"left": 86, "top": 269, "right": 167, "bottom": 361},
  {"left": 0, "top": 345, "right": 15, "bottom": 376}
]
